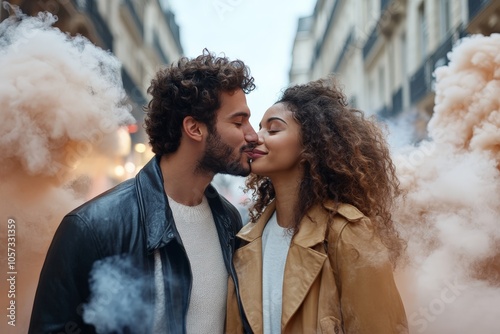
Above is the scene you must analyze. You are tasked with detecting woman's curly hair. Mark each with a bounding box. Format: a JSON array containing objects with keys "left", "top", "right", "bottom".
[
  {"left": 145, "top": 49, "right": 255, "bottom": 156},
  {"left": 245, "top": 77, "right": 404, "bottom": 264}
]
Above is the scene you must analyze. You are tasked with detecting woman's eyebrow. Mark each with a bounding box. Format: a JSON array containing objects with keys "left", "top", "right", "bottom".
[{"left": 260, "top": 117, "right": 288, "bottom": 128}]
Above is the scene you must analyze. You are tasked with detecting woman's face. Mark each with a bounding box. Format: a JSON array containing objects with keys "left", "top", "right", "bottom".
[{"left": 249, "top": 102, "right": 303, "bottom": 177}]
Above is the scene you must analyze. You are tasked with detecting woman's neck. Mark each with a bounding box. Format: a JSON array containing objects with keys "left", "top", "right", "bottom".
[{"left": 270, "top": 173, "right": 301, "bottom": 228}]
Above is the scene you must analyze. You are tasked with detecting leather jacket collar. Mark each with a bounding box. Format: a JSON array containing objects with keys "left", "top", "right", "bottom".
[{"left": 136, "top": 155, "right": 237, "bottom": 257}]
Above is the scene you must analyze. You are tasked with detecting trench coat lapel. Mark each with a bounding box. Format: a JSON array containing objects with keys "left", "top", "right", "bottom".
[
  {"left": 281, "top": 204, "right": 328, "bottom": 328},
  {"left": 233, "top": 202, "right": 276, "bottom": 333}
]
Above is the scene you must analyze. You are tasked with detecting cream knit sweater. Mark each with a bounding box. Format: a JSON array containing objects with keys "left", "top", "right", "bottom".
[{"left": 163, "top": 195, "right": 227, "bottom": 333}]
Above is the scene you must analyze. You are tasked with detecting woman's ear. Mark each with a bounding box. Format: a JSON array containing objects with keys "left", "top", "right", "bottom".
[{"left": 182, "top": 116, "right": 206, "bottom": 142}]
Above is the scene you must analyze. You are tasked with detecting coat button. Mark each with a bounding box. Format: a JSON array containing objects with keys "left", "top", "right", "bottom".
[{"left": 168, "top": 233, "right": 174, "bottom": 238}]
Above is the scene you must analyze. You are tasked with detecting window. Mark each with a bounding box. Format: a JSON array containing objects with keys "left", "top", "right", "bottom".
[
  {"left": 368, "top": 78, "right": 375, "bottom": 108},
  {"left": 366, "top": 0, "right": 373, "bottom": 20},
  {"left": 379, "top": 66, "right": 385, "bottom": 105},
  {"left": 401, "top": 33, "right": 407, "bottom": 78},
  {"left": 418, "top": 2, "right": 428, "bottom": 62},
  {"left": 440, "top": 0, "right": 451, "bottom": 38}
]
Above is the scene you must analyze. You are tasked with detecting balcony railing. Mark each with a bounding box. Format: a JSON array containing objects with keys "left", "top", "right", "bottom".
[
  {"left": 410, "top": 26, "right": 463, "bottom": 104},
  {"left": 431, "top": 31, "right": 453, "bottom": 69}
]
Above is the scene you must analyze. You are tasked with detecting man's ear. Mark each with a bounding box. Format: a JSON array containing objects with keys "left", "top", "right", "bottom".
[{"left": 182, "top": 116, "right": 205, "bottom": 142}]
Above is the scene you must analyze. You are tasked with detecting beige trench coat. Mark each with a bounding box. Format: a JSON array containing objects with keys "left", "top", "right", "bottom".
[{"left": 226, "top": 201, "right": 408, "bottom": 334}]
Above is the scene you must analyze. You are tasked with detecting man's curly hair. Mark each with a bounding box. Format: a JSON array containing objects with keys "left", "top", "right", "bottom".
[
  {"left": 145, "top": 49, "right": 255, "bottom": 156},
  {"left": 245, "top": 77, "right": 404, "bottom": 265}
]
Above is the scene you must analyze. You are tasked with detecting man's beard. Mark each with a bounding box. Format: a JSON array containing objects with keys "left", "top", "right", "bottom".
[{"left": 196, "top": 131, "right": 252, "bottom": 177}]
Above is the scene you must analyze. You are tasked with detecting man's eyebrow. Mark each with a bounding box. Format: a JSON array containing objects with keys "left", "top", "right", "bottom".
[{"left": 228, "top": 111, "right": 250, "bottom": 118}]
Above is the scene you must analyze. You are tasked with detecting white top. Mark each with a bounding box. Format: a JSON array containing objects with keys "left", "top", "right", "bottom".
[
  {"left": 167, "top": 195, "right": 227, "bottom": 334},
  {"left": 262, "top": 212, "right": 293, "bottom": 334},
  {"left": 153, "top": 249, "right": 167, "bottom": 332}
]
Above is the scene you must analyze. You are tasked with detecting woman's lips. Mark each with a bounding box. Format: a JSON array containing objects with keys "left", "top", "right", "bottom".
[{"left": 247, "top": 149, "right": 267, "bottom": 160}]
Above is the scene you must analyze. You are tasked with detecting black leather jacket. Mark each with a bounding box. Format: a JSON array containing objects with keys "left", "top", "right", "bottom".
[{"left": 29, "top": 156, "right": 246, "bottom": 333}]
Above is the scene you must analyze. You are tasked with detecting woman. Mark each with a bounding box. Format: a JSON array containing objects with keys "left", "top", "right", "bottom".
[{"left": 226, "top": 78, "right": 408, "bottom": 333}]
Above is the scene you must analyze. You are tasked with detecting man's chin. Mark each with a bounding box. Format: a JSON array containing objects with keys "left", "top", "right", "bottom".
[
  {"left": 238, "top": 168, "right": 251, "bottom": 177},
  {"left": 239, "top": 159, "right": 252, "bottom": 176},
  {"left": 222, "top": 160, "right": 251, "bottom": 177}
]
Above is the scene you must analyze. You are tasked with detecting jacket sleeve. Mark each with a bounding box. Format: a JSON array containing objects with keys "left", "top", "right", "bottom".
[
  {"left": 29, "top": 214, "right": 102, "bottom": 334},
  {"left": 329, "top": 217, "right": 408, "bottom": 334}
]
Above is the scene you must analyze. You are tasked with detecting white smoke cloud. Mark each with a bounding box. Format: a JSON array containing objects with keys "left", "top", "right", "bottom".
[
  {"left": 384, "top": 110, "right": 422, "bottom": 151},
  {"left": 83, "top": 255, "right": 153, "bottom": 333},
  {"left": 393, "top": 34, "right": 500, "bottom": 333}
]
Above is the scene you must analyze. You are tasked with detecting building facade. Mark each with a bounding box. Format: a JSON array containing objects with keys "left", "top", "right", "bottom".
[
  {"left": 2, "top": 0, "right": 183, "bottom": 180},
  {"left": 290, "top": 0, "right": 500, "bottom": 139}
]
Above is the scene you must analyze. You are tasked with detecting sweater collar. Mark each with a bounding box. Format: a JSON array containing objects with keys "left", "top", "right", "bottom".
[{"left": 135, "top": 155, "right": 234, "bottom": 253}]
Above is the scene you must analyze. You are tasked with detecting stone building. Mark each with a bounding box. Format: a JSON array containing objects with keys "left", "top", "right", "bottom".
[{"left": 290, "top": 0, "right": 500, "bottom": 139}]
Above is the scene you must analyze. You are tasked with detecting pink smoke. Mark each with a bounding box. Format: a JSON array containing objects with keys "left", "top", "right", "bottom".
[
  {"left": 394, "top": 34, "right": 500, "bottom": 333},
  {"left": 0, "top": 10, "right": 134, "bottom": 333}
]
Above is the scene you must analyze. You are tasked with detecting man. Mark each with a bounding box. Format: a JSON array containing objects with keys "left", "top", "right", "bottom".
[{"left": 29, "top": 50, "right": 257, "bottom": 333}]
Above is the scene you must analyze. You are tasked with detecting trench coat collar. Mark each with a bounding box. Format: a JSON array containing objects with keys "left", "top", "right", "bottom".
[
  {"left": 234, "top": 201, "right": 331, "bottom": 332},
  {"left": 236, "top": 200, "right": 360, "bottom": 246},
  {"left": 235, "top": 200, "right": 365, "bottom": 331}
]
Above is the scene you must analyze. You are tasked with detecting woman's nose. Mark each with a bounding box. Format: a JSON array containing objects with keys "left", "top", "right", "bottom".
[{"left": 256, "top": 129, "right": 264, "bottom": 145}]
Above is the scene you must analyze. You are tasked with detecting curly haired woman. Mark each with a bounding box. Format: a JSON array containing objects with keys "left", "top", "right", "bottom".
[{"left": 226, "top": 77, "right": 408, "bottom": 334}]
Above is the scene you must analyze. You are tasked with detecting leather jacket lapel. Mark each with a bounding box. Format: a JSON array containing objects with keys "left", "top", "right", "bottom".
[{"left": 135, "top": 155, "right": 174, "bottom": 253}]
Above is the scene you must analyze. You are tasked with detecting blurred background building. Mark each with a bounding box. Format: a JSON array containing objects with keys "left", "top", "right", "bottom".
[
  {"left": 1, "top": 0, "right": 183, "bottom": 192},
  {"left": 290, "top": 0, "right": 500, "bottom": 140}
]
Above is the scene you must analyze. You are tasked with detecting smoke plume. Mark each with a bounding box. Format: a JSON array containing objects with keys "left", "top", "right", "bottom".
[
  {"left": 0, "top": 8, "right": 134, "bottom": 333},
  {"left": 393, "top": 34, "right": 500, "bottom": 333},
  {"left": 83, "top": 255, "right": 153, "bottom": 333}
]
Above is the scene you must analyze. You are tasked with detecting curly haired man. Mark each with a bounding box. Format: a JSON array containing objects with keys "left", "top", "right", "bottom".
[{"left": 29, "top": 50, "right": 257, "bottom": 334}]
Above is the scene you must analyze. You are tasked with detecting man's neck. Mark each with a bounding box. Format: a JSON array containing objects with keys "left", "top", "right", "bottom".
[{"left": 159, "top": 154, "right": 213, "bottom": 206}]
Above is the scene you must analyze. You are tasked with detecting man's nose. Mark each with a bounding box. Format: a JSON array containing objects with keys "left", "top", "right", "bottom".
[{"left": 244, "top": 125, "right": 258, "bottom": 143}]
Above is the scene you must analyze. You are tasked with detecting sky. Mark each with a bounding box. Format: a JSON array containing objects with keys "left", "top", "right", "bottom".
[{"left": 168, "top": 0, "right": 317, "bottom": 128}]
